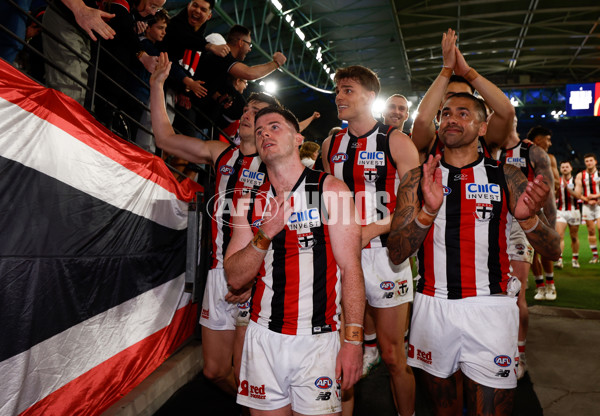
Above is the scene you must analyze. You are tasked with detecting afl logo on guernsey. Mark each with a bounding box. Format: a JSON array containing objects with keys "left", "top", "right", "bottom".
[
  {"left": 240, "top": 169, "right": 265, "bottom": 186},
  {"left": 315, "top": 377, "right": 333, "bottom": 389},
  {"left": 443, "top": 185, "right": 452, "bottom": 195},
  {"left": 220, "top": 165, "right": 235, "bottom": 175},
  {"left": 357, "top": 151, "right": 385, "bottom": 166},
  {"left": 494, "top": 355, "right": 511, "bottom": 367},
  {"left": 252, "top": 219, "right": 263, "bottom": 229},
  {"left": 331, "top": 153, "right": 348, "bottom": 163}
]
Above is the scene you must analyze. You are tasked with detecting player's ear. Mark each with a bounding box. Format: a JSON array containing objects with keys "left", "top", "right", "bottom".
[{"left": 478, "top": 121, "right": 487, "bottom": 137}]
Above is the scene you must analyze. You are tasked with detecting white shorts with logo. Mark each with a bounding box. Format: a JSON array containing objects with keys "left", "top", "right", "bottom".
[
  {"left": 237, "top": 321, "right": 341, "bottom": 414},
  {"left": 507, "top": 219, "right": 534, "bottom": 263},
  {"left": 363, "top": 247, "right": 413, "bottom": 308},
  {"left": 557, "top": 209, "right": 581, "bottom": 226},
  {"left": 582, "top": 203, "right": 600, "bottom": 221},
  {"left": 199, "top": 268, "right": 251, "bottom": 330},
  {"left": 408, "top": 292, "right": 519, "bottom": 389}
]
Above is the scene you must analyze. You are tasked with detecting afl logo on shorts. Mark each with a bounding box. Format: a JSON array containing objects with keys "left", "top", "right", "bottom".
[
  {"left": 494, "top": 355, "right": 511, "bottom": 367},
  {"left": 315, "top": 377, "right": 333, "bottom": 389},
  {"left": 331, "top": 153, "right": 348, "bottom": 163},
  {"left": 220, "top": 165, "right": 235, "bottom": 175},
  {"left": 238, "top": 301, "right": 250, "bottom": 310},
  {"left": 380, "top": 281, "right": 395, "bottom": 291}
]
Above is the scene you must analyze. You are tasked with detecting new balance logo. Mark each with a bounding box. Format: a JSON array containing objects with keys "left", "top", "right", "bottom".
[{"left": 316, "top": 392, "right": 331, "bottom": 401}]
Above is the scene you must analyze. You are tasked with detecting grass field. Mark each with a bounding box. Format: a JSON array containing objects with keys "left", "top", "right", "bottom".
[{"left": 525, "top": 225, "right": 600, "bottom": 311}]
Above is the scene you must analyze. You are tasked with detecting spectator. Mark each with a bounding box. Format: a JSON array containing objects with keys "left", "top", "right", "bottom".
[
  {"left": 299, "top": 141, "right": 320, "bottom": 168},
  {"left": 41, "top": 0, "right": 116, "bottom": 105},
  {"left": 132, "top": 9, "right": 169, "bottom": 152},
  {"left": 162, "top": 0, "right": 229, "bottom": 122},
  {"left": 13, "top": 7, "right": 46, "bottom": 83},
  {"left": 217, "top": 76, "right": 249, "bottom": 145},
  {"left": 174, "top": 24, "right": 286, "bottom": 136},
  {"left": 93, "top": 0, "right": 165, "bottom": 136}
]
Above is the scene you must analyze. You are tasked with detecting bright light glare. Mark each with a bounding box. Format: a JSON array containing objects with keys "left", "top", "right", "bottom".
[
  {"left": 411, "top": 111, "right": 419, "bottom": 120},
  {"left": 295, "top": 28, "right": 305, "bottom": 40},
  {"left": 510, "top": 97, "right": 520, "bottom": 107},
  {"left": 371, "top": 98, "right": 386, "bottom": 116},
  {"left": 264, "top": 81, "right": 278, "bottom": 93}
]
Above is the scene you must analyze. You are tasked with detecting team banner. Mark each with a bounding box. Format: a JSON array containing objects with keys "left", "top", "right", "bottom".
[{"left": 0, "top": 59, "right": 202, "bottom": 416}]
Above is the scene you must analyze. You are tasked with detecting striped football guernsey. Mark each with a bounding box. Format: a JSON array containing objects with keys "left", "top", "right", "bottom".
[
  {"left": 249, "top": 169, "right": 340, "bottom": 335},
  {"left": 496, "top": 141, "right": 535, "bottom": 181},
  {"left": 416, "top": 156, "right": 513, "bottom": 299},
  {"left": 327, "top": 122, "right": 398, "bottom": 248},
  {"left": 581, "top": 169, "right": 600, "bottom": 200},
  {"left": 557, "top": 176, "right": 578, "bottom": 211},
  {"left": 211, "top": 146, "right": 267, "bottom": 268}
]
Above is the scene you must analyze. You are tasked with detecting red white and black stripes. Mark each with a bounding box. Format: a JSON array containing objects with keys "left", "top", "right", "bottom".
[
  {"left": 496, "top": 141, "right": 536, "bottom": 182},
  {"left": 416, "top": 156, "right": 512, "bottom": 299},
  {"left": 557, "top": 176, "right": 578, "bottom": 211},
  {"left": 327, "top": 122, "right": 398, "bottom": 248},
  {"left": 0, "top": 60, "right": 199, "bottom": 416},
  {"left": 211, "top": 148, "right": 266, "bottom": 268},
  {"left": 249, "top": 169, "right": 340, "bottom": 335},
  {"left": 581, "top": 169, "right": 600, "bottom": 198}
]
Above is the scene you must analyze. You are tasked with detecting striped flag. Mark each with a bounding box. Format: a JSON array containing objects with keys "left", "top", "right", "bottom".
[{"left": 0, "top": 60, "right": 202, "bottom": 415}]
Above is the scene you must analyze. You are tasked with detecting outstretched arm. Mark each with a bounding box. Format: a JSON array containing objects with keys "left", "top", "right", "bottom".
[
  {"left": 504, "top": 164, "right": 560, "bottom": 260},
  {"left": 298, "top": 112, "right": 320, "bottom": 132},
  {"left": 150, "top": 53, "right": 227, "bottom": 164},
  {"left": 388, "top": 154, "right": 443, "bottom": 264},
  {"left": 61, "top": 0, "right": 115, "bottom": 41},
  {"left": 229, "top": 52, "right": 287, "bottom": 80}
]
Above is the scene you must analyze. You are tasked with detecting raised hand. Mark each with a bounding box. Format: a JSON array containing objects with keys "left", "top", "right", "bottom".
[
  {"left": 273, "top": 52, "right": 287, "bottom": 67},
  {"left": 421, "top": 154, "right": 444, "bottom": 214},
  {"left": 442, "top": 28, "right": 457, "bottom": 70},
  {"left": 150, "top": 52, "right": 171, "bottom": 86},
  {"left": 71, "top": 3, "right": 115, "bottom": 41},
  {"left": 454, "top": 46, "right": 471, "bottom": 77}
]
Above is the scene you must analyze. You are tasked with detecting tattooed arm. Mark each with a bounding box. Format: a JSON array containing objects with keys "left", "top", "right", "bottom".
[
  {"left": 504, "top": 164, "right": 561, "bottom": 260},
  {"left": 529, "top": 145, "right": 557, "bottom": 227},
  {"left": 388, "top": 155, "right": 443, "bottom": 264}
]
